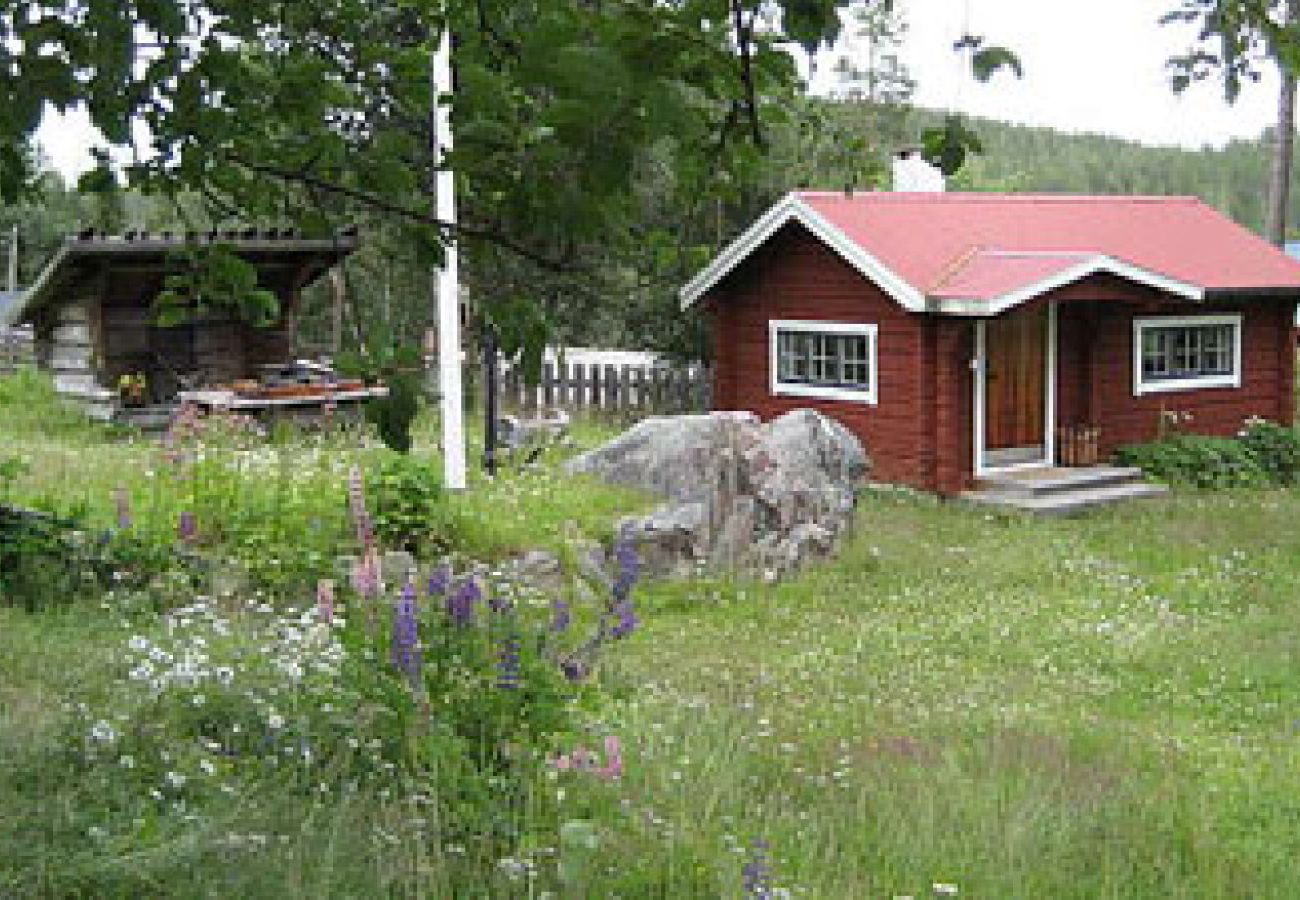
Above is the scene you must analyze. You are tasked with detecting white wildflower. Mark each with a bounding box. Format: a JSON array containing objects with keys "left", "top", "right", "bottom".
[
  {"left": 199, "top": 759, "right": 216, "bottom": 776},
  {"left": 90, "top": 720, "right": 117, "bottom": 743},
  {"left": 267, "top": 712, "right": 285, "bottom": 731},
  {"left": 165, "top": 771, "right": 187, "bottom": 789},
  {"left": 128, "top": 635, "right": 150, "bottom": 652}
]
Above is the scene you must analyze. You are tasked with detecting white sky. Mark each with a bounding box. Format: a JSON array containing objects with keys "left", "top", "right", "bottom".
[
  {"left": 33, "top": 0, "right": 1282, "bottom": 180},
  {"left": 881, "top": 0, "right": 1279, "bottom": 149}
]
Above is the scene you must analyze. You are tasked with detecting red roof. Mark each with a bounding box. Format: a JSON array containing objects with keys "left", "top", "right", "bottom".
[
  {"left": 798, "top": 191, "right": 1300, "bottom": 295},
  {"left": 930, "top": 250, "right": 1094, "bottom": 300}
]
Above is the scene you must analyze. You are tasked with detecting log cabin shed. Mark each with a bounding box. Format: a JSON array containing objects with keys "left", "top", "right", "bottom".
[
  {"left": 6, "top": 229, "right": 357, "bottom": 419},
  {"left": 683, "top": 188, "right": 1300, "bottom": 497}
]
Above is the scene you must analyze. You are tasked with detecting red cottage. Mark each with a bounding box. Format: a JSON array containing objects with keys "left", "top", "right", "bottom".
[{"left": 683, "top": 184, "right": 1300, "bottom": 496}]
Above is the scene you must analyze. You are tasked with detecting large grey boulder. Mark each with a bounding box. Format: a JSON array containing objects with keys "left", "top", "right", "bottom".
[{"left": 564, "top": 409, "right": 869, "bottom": 581}]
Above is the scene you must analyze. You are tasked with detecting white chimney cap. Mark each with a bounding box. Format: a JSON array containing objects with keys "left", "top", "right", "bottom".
[{"left": 892, "top": 148, "right": 946, "bottom": 193}]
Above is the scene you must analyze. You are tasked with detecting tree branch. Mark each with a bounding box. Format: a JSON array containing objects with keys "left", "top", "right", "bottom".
[{"left": 225, "top": 152, "right": 583, "bottom": 273}]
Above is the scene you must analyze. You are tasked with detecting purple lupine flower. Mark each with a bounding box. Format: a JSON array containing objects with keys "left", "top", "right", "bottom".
[
  {"left": 496, "top": 636, "right": 522, "bottom": 690},
  {"left": 317, "top": 579, "right": 335, "bottom": 625},
  {"left": 391, "top": 581, "right": 422, "bottom": 688},
  {"left": 427, "top": 565, "right": 452, "bottom": 598},
  {"left": 113, "top": 487, "right": 132, "bottom": 530},
  {"left": 560, "top": 656, "right": 588, "bottom": 683},
  {"left": 742, "top": 839, "right": 773, "bottom": 899},
  {"left": 610, "top": 597, "right": 639, "bottom": 639},
  {"left": 612, "top": 528, "right": 640, "bottom": 603},
  {"left": 446, "top": 578, "right": 480, "bottom": 627},
  {"left": 607, "top": 528, "right": 640, "bottom": 638},
  {"left": 178, "top": 510, "right": 197, "bottom": 544},
  {"left": 549, "top": 598, "right": 571, "bottom": 634}
]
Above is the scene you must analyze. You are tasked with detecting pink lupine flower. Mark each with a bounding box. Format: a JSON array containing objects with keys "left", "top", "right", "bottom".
[
  {"left": 549, "top": 736, "right": 624, "bottom": 781},
  {"left": 346, "top": 465, "right": 375, "bottom": 550},
  {"left": 317, "top": 579, "right": 335, "bottom": 624},
  {"left": 596, "top": 736, "right": 623, "bottom": 780}
]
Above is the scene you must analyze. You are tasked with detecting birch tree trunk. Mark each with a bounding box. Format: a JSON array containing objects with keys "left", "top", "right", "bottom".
[{"left": 1265, "top": 0, "right": 1300, "bottom": 246}]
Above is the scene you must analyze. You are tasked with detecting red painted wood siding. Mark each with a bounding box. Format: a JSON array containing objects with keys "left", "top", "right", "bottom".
[
  {"left": 706, "top": 234, "right": 1297, "bottom": 495},
  {"left": 1055, "top": 288, "right": 1295, "bottom": 455},
  {"left": 707, "top": 223, "right": 934, "bottom": 490}
]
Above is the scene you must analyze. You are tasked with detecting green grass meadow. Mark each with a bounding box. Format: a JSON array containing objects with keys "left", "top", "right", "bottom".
[{"left": 4, "top": 369, "right": 1300, "bottom": 897}]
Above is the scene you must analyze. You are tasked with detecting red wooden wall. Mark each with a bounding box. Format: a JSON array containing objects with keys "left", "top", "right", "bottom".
[
  {"left": 709, "top": 224, "right": 933, "bottom": 490},
  {"left": 707, "top": 225, "right": 1297, "bottom": 495}
]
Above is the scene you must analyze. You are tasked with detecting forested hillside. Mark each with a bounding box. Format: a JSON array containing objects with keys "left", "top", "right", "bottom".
[
  {"left": 914, "top": 109, "right": 1285, "bottom": 236},
  {"left": 6, "top": 104, "right": 1296, "bottom": 359}
]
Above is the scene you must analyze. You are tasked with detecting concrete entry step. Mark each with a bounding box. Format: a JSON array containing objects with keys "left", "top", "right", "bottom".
[
  {"left": 975, "top": 465, "right": 1146, "bottom": 499},
  {"left": 963, "top": 466, "right": 1169, "bottom": 516}
]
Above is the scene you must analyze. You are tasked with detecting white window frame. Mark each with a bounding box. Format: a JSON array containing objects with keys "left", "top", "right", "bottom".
[
  {"left": 768, "top": 319, "right": 878, "bottom": 405},
  {"left": 1132, "top": 314, "right": 1243, "bottom": 396}
]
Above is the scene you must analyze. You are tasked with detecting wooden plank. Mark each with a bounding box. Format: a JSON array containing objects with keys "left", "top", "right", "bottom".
[
  {"left": 53, "top": 322, "right": 91, "bottom": 345},
  {"left": 51, "top": 344, "right": 93, "bottom": 372},
  {"left": 595, "top": 365, "right": 606, "bottom": 412},
  {"left": 542, "top": 361, "right": 556, "bottom": 409},
  {"left": 607, "top": 365, "right": 622, "bottom": 413},
  {"left": 627, "top": 366, "right": 643, "bottom": 413},
  {"left": 54, "top": 372, "right": 102, "bottom": 394},
  {"left": 58, "top": 303, "right": 91, "bottom": 324},
  {"left": 103, "top": 307, "right": 152, "bottom": 328},
  {"left": 572, "top": 364, "right": 587, "bottom": 408}
]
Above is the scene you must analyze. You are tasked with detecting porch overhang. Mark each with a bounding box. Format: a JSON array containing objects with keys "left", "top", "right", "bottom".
[{"left": 925, "top": 250, "right": 1204, "bottom": 316}]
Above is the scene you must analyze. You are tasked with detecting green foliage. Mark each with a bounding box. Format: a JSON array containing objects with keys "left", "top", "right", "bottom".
[
  {"left": 337, "top": 341, "right": 424, "bottom": 454},
  {"left": 0, "top": 368, "right": 100, "bottom": 441},
  {"left": 1116, "top": 432, "right": 1269, "bottom": 488},
  {"left": 0, "top": 505, "right": 179, "bottom": 612},
  {"left": 1163, "top": 0, "right": 1300, "bottom": 102},
  {"left": 154, "top": 244, "right": 280, "bottom": 328},
  {"left": 367, "top": 454, "right": 450, "bottom": 554},
  {"left": 1237, "top": 417, "right": 1300, "bottom": 484},
  {"left": 921, "top": 113, "right": 986, "bottom": 176},
  {"left": 952, "top": 35, "right": 1024, "bottom": 82},
  {"left": 1117, "top": 418, "right": 1300, "bottom": 489}
]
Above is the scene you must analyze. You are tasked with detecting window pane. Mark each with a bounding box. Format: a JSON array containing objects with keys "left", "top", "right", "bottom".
[
  {"left": 774, "top": 327, "right": 873, "bottom": 393},
  {"left": 1141, "top": 322, "right": 1236, "bottom": 383}
]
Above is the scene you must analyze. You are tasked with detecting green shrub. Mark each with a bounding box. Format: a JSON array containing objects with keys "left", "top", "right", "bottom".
[
  {"left": 1237, "top": 418, "right": 1300, "bottom": 485},
  {"left": 367, "top": 453, "right": 453, "bottom": 554},
  {"left": 0, "top": 369, "right": 96, "bottom": 440},
  {"left": 1116, "top": 433, "right": 1268, "bottom": 489}
]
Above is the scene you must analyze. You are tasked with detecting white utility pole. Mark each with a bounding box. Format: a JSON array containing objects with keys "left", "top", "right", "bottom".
[
  {"left": 6, "top": 225, "right": 16, "bottom": 293},
  {"left": 433, "top": 26, "right": 467, "bottom": 490}
]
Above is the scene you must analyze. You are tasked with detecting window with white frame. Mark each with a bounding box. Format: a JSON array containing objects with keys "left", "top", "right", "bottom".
[
  {"left": 769, "top": 320, "right": 878, "bottom": 404},
  {"left": 1133, "top": 314, "right": 1242, "bottom": 395}
]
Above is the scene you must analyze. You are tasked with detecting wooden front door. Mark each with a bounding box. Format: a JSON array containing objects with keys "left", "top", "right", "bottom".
[{"left": 985, "top": 305, "right": 1046, "bottom": 451}]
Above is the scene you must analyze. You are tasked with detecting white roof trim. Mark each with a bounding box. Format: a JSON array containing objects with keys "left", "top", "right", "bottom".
[
  {"left": 932, "top": 254, "right": 1205, "bottom": 316},
  {"left": 679, "top": 198, "right": 1207, "bottom": 316},
  {"left": 678, "top": 193, "right": 925, "bottom": 311}
]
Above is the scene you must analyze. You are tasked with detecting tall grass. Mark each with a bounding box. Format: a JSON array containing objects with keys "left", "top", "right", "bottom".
[{"left": 6, "top": 370, "right": 1300, "bottom": 895}]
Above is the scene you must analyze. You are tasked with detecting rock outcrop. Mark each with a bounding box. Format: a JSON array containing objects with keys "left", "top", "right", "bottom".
[{"left": 564, "top": 409, "right": 868, "bottom": 581}]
